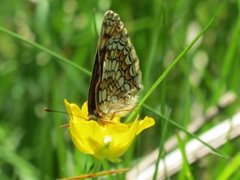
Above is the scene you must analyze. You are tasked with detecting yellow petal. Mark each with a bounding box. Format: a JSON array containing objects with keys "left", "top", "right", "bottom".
[
  {"left": 69, "top": 121, "right": 93, "bottom": 154},
  {"left": 106, "top": 121, "right": 139, "bottom": 161},
  {"left": 136, "top": 116, "right": 155, "bottom": 135},
  {"left": 81, "top": 101, "right": 88, "bottom": 118}
]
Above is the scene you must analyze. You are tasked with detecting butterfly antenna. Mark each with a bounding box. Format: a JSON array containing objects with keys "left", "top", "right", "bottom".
[
  {"left": 43, "top": 107, "right": 88, "bottom": 121},
  {"left": 43, "top": 108, "right": 69, "bottom": 115}
]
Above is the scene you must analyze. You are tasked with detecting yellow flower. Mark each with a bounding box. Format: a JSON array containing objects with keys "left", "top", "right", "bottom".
[{"left": 64, "top": 99, "right": 155, "bottom": 162}]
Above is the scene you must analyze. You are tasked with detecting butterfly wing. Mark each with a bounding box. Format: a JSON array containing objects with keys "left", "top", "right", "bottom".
[{"left": 88, "top": 10, "right": 143, "bottom": 120}]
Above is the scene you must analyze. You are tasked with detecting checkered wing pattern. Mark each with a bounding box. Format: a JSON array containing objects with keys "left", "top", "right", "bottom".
[{"left": 88, "top": 10, "right": 143, "bottom": 121}]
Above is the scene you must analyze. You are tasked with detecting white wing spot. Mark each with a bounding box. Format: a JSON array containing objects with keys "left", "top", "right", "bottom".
[{"left": 118, "top": 77, "right": 124, "bottom": 87}]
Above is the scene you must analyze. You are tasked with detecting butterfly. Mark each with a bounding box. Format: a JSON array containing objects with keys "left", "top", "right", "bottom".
[{"left": 88, "top": 10, "right": 143, "bottom": 122}]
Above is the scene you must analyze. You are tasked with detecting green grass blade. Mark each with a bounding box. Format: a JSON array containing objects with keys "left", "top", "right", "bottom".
[
  {"left": 0, "top": 26, "right": 91, "bottom": 76},
  {"left": 176, "top": 132, "right": 194, "bottom": 180},
  {"left": 217, "top": 152, "right": 240, "bottom": 180},
  {"left": 144, "top": 0, "right": 164, "bottom": 89},
  {"left": 126, "top": 17, "right": 215, "bottom": 123},
  {"left": 0, "top": 145, "right": 39, "bottom": 180},
  {"left": 143, "top": 104, "right": 228, "bottom": 159},
  {"left": 211, "top": 12, "right": 240, "bottom": 103},
  {"left": 153, "top": 108, "right": 170, "bottom": 180}
]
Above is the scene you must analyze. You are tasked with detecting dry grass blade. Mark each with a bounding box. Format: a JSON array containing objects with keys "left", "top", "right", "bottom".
[{"left": 58, "top": 168, "right": 129, "bottom": 180}]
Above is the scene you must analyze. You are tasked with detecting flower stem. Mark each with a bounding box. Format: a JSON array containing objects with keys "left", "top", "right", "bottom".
[{"left": 92, "top": 159, "right": 101, "bottom": 180}]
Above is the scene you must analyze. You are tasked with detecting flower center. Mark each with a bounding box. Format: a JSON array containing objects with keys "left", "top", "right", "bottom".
[{"left": 104, "top": 135, "right": 112, "bottom": 144}]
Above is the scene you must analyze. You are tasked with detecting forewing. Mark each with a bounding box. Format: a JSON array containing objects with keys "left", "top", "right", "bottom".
[{"left": 96, "top": 10, "right": 143, "bottom": 118}]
